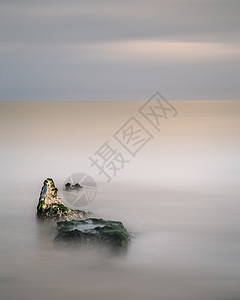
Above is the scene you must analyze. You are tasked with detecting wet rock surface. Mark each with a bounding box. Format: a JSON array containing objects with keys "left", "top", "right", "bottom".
[{"left": 54, "top": 218, "right": 131, "bottom": 254}]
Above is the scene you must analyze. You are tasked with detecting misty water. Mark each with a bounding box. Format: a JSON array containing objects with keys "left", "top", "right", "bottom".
[{"left": 0, "top": 101, "right": 239, "bottom": 300}]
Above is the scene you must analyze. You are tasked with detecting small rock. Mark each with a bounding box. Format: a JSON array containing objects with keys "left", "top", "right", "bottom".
[{"left": 65, "top": 182, "right": 82, "bottom": 191}]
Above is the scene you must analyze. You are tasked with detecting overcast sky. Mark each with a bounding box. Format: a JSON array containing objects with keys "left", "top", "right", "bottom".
[{"left": 0, "top": 0, "right": 239, "bottom": 101}]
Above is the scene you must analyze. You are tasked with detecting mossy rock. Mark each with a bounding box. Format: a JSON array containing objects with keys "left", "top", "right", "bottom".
[
  {"left": 54, "top": 218, "right": 131, "bottom": 254},
  {"left": 36, "top": 178, "right": 93, "bottom": 221}
]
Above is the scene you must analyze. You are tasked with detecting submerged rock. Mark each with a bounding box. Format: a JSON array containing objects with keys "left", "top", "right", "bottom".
[
  {"left": 54, "top": 218, "right": 131, "bottom": 254},
  {"left": 65, "top": 182, "right": 82, "bottom": 191},
  {"left": 37, "top": 178, "right": 93, "bottom": 221}
]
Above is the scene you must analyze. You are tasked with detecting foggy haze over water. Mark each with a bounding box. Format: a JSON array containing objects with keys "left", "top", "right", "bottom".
[{"left": 0, "top": 100, "right": 239, "bottom": 300}]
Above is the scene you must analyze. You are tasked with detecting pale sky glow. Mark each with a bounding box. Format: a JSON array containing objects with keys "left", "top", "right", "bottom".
[
  {"left": 2, "top": 41, "right": 237, "bottom": 61},
  {"left": 85, "top": 41, "right": 239, "bottom": 62},
  {"left": 0, "top": 0, "right": 239, "bottom": 101}
]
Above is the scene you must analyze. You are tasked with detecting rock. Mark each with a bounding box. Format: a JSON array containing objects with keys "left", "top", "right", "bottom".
[
  {"left": 37, "top": 178, "right": 131, "bottom": 254},
  {"left": 54, "top": 218, "right": 131, "bottom": 254},
  {"left": 73, "top": 183, "right": 82, "bottom": 190},
  {"left": 65, "top": 182, "right": 71, "bottom": 191},
  {"left": 37, "top": 178, "right": 93, "bottom": 221},
  {"left": 64, "top": 182, "right": 82, "bottom": 191}
]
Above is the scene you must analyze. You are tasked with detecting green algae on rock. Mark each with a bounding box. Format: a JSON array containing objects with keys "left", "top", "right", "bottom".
[
  {"left": 37, "top": 178, "right": 93, "bottom": 221},
  {"left": 54, "top": 218, "right": 131, "bottom": 254}
]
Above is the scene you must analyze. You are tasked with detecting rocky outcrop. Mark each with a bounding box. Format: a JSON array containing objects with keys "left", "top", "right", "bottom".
[
  {"left": 54, "top": 218, "right": 131, "bottom": 254},
  {"left": 37, "top": 178, "right": 131, "bottom": 253},
  {"left": 37, "top": 178, "right": 93, "bottom": 221}
]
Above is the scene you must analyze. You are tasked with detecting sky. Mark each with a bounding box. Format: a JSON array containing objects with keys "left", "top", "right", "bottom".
[{"left": 0, "top": 0, "right": 239, "bottom": 101}]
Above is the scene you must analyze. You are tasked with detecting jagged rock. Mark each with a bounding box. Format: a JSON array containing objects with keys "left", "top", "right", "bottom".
[
  {"left": 37, "top": 178, "right": 93, "bottom": 221},
  {"left": 54, "top": 218, "right": 131, "bottom": 254}
]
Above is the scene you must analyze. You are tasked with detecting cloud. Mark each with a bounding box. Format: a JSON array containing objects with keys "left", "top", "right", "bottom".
[
  {"left": 0, "top": 0, "right": 239, "bottom": 44},
  {"left": 79, "top": 40, "right": 238, "bottom": 63},
  {"left": 1, "top": 40, "right": 238, "bottom": 63},
  {"left": 0, "top": 0, "right": 239, "bottom": 101}
]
